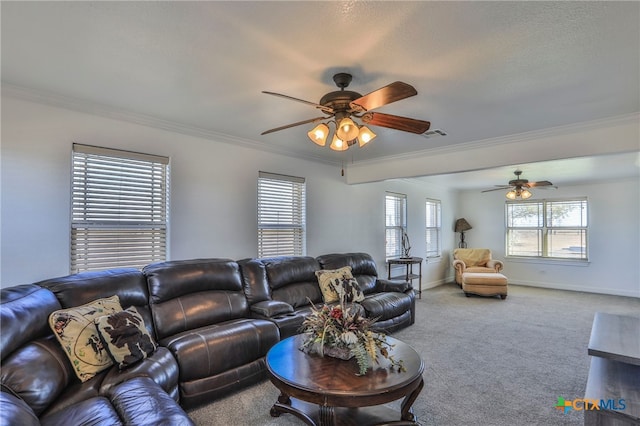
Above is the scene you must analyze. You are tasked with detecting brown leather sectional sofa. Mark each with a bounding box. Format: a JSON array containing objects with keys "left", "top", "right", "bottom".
[{"left": 1, "top": 253, "right": 415, "bottom": 425}]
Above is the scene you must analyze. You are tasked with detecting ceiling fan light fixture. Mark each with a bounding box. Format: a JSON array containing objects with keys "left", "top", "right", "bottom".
[
  {"left": 505, "top": 190, "right": 518, "bottom": 200},
  {"left": 357, "top": 126, "right": 376, "bottom": 147},
  {"left": 329, "top": 134, "right": 349, "bottom": 151},
  {"left": 520, "top": 189, "right": 533, "bottom": 199},
  {"left": 336, "top": 117, "right": 359, "bottom": 141},
  {"left": 307, "top": 123, "right": 329, "bottom": 146}
]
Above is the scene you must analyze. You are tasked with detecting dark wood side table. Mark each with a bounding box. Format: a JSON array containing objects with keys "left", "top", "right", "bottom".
[
  {"left": 387, "top": 257, "right": 423, "bottom": 299},
  {"left": 266, "top": 335, "right": 425, "bottom": 426}
]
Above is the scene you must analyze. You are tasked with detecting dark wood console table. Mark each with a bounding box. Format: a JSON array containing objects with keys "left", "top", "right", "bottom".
[
  {"left": 266, "top": 334, "right": 424, "bottom": 426},
  {"left": 387, "top": 257, "right": 423, "bottom": 299}
]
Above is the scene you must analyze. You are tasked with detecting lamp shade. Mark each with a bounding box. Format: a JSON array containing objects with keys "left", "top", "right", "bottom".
[
  {"left": 357, "top": 126, "right": 376, "bottom": 147},
  {"left": 307, "top": 123, "right": 329, "bottom": 146},
  {"left": 336, "top": 117, "right": 359, "bottom": 141},
  {"left": 455, "top": 218, "right": 472, "bottom": 232},
  {"left": 329, "top": 134, "right": 349, "bottom": 151}
]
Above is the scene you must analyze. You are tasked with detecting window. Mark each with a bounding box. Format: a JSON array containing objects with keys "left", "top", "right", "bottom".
[
  {"left": 71, "top": 144, "right": 169, "bottom": 273},
  {"left": 506, "top": 198, "right": 588, "bottom": 260},
  {"left": 385, "top": 192, "right": 407, "bottom": 259},
  {"left": 425, "top": 198, "right": 441, "bottom": 258},
  {"left": 258, "top": 172, "right": 306, "bottom": 257}
]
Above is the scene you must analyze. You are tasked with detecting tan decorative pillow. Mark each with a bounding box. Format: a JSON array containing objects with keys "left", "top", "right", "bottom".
[
  {"left": 49, "top": 295, "right": 123, "bottom": 382},
  {"left": 315, "top": 266, "right": 354, "bottom": 304},
  {"left": 95, "top": 306, "right": 157, "bottom": 370}
]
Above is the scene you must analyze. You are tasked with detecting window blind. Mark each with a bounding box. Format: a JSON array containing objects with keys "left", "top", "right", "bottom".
[
  {"left": 258, "top": 172, "right": 306, "bottom": 257},
  {"left": 385, "top": 192, "right": 407, "bottom": 259},
  {"left": 71, "top": 144, "right": 169, "bottom": 273},
  {"left": 425, "top": 198, "right": 441, "bottom": 258}
]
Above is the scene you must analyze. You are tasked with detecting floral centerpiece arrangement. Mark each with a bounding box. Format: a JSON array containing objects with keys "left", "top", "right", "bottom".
[{"left": 299, "top": 295, "right": 405, "bottom": 376}]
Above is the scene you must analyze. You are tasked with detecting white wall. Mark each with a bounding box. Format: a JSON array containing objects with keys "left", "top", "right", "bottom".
[
  {"left": 457, "top": 180, "right": 640, "bottom": 297},
  {"left": 1, "top": 96, "right": 457, "bottom": 288}
]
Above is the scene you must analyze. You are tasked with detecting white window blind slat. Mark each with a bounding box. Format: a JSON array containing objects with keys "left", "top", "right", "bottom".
[
  {"left": 257, "top": 172, "right": 306, "bottom": 258},
  {"left": 425, "top": 199, "right": 442, "bottom": 258},
  {"left": 71, "top": 144, "right": 169, "bottom": 273},
  {"left": 385, "top": 192, "right": 407, "bottom": 259}
]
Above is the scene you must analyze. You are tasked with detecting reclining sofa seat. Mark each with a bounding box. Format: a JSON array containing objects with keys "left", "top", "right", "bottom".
[
  {"left": 143, "top": 258, "right": 280, "bottom": 408},
  {"left": 316, "top": 253, "right": 416, "bottom": 334},
  {"left": 0, "top": 270, "right": 192, "bottom": 426},
  {"left": 239, "top": 256, "right": 323, "bottom": 338}
]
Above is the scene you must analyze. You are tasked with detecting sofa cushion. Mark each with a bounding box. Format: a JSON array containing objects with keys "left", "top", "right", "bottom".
[
  {"left": 95, "top": 306, "right": 157, "bottom": 370},
  {"left": 100, "top": 346, "right": 179, "bottom": 398},
  {"left": 0, "top": 390, "right": 40, "bottom": 426},
  {"left": 160, "top": 319, "right": 279, "bottom": 382},
  {"left": 0, "top": 335, "right": 72, "bottom": 415},
  {"left": 106, "top": 377, "right": 195, "bottom": 425},
  {"left": 360, "top": 292, "right": 413, "bottom": 322},
  {"left": 40, "top": 396, "right": 123, "bottom": 426},
  {"left": 48, "top": 295, "right": 123, "bottom": 382},
  {"left": 1, "top": 284, "right": 61, "bottom": 362}
]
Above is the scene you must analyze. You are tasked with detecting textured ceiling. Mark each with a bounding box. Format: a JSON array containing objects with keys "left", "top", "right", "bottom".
[{"left": 2, "top": 1, "right": 639, "bottom": 187}]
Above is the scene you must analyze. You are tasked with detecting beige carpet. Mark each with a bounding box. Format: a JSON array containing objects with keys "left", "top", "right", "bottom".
[{"left": 188, "top": 283, "right": 640, "bottom": 425}]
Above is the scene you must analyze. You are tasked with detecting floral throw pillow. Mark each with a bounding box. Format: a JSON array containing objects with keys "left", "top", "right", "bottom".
[
  {"left": 94, "top": 306, "right": 157, "bottom": 370},
  {"left": 49, "top": 295, "right": 123, "bottom": 382}
]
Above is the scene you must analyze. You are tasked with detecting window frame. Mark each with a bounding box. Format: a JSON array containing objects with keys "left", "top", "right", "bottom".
[
  {"left": 385, "top": 192, "right": 407, "bottom": 260},
  {"left": 257, "top": 171, "right": 306, "bottom": 258},
  {"left": 505, "top": 197, "right": 588, "bottom": 261},
  {"left": 425, "top": 198, "right": 442, "bottom": 259},
  {"left": 70, "top": 143, "right": 170, "bottom": 273}
]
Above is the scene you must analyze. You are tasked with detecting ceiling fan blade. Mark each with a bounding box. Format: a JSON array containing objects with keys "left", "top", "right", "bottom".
[
  {"left": 361, "top": 112, "right": 431, "bottom": 134},
  {"left": 481, "top": 186, "right": 512, "bottom": 193},
  {"left": 526, "top": 181, "right": 556, "bottom": 188},
  {"left": 349, "top": 81, "right": 417, "bottom": 113},
  {"left": 261, "top": 117, "right": 326, "bottom": 135},
  {"left": 262, "top": 91, "right": 334, "bottom": 114}
]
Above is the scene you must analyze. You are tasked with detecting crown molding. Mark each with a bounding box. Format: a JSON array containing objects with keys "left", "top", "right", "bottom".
[
  {"left": 1, "top": 83, "right": 340, "bottom": 166},
  {"left": 350, "top": 112, "right": 640, "bottom": 167}
]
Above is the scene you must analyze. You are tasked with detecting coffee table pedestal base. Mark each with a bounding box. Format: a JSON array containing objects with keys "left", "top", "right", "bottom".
[{"left": 270, "top": 386, "right": 422, "bottom": 426}]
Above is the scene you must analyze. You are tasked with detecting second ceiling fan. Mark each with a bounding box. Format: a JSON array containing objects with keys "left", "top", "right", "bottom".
[
  {"left": 261, "top": 73, "right": 431, "bottom": 151},
  {"left": 482, "top": 170, "right": 557, "bottom": 199}
]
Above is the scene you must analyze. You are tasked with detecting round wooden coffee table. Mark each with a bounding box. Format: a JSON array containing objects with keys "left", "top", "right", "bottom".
[{"left": 266, "top": 334, "right": 424, "bottom": 426}]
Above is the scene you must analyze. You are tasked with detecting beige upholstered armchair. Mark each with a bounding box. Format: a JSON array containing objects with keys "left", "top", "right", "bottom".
[{"left": 453, "top": 248, "right": 504, "bottom": 285}]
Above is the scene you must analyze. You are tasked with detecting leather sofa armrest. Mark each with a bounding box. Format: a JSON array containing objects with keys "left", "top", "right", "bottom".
[
  {"left": 107, "top": 377, "right": 194, "bottom": 426},
  {"left": 375, "top": 279, "right": 412, "bottom": 293},
  {"left": 486, "top": 259, "right": 504, "bottom": 272},
  {"left": 250, "top": 300, "right": 294, "bottom": 318}
]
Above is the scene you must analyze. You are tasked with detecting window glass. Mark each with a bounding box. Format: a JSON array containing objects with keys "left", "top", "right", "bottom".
[{"left": 506, "top": 198, "right": 588, "bottom": 260}]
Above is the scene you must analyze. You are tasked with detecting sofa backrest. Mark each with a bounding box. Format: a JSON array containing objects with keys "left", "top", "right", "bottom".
[
  {"left": 1, "top": 284, "right": 72, "bottom": 416},
  {"left": 143, "top": 258, "right": 248, "bottom": 340},
  {"left": 316, "top": 253, "right": 379, "bottom": 294},
  {"left": 38, "top": 268, "right": 153, "bottom": 337},
  {"left": 258, "top": 256, "right": 323, "bottom": 308}
]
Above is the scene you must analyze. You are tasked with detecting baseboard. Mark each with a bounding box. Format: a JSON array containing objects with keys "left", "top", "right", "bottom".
[{"left": 509, "top": 280, "right": 640, "bottom": 298}]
